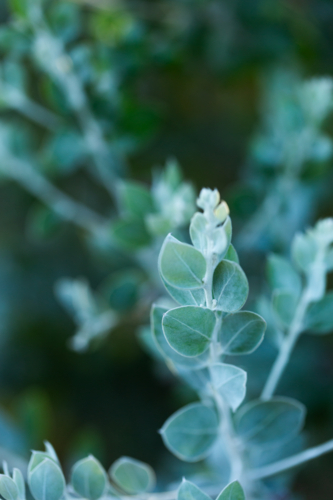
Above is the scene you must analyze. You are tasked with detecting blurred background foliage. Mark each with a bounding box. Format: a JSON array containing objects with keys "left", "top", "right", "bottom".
[{"left": 1, "top": 0, "right": 333, "bottom": 498}]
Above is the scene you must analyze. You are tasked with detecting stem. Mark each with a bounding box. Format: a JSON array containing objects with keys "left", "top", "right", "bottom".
[
  {"left": 6, "top": 86, "right": 61, "bottom": 131},
  {"left": 261, "top": 291, "right": 309, "bottom": 400},
  {"left": 33, "top": 21, "right": 121, "bottom": 198},
  {"left": 0, "top": 154, "right": 108, "bottom": 233},
  {"left": 247, "top": 439, "right": 333, "bottom": 481},
  {"left": 261, "top": 241, "right": 327, "bottom": 401},
  {"left": 204, "top": 218, "right": 244, "bottom": 483}
]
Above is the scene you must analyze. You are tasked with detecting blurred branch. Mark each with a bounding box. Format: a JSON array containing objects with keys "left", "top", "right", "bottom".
[
  {"left": 29, "top": 11, "right": 123, "bottom": 198},
  {"left": 0, "top": 154, "right": 108, "bottom": 233},
  {"left": 2, "top": 84, "right": 61, "bottom": 131}
]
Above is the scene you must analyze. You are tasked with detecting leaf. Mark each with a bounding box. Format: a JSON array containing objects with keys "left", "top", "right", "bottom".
[
  {"left": 190, "top": 213, "right": 208, "bottom": 252},
  {"left": 304, "top": 292, "right": 333, "bottom": 334},
  {"left": 0, "top": 476, "right": 19, "bottom": 500},
  {"left": 162, "top": 278, "right": 206, "bottom": 307},
  {"left": 266, "top": 254, "right": 301, "bottom": 296},
  {"left": 291, "top": 233, "right": 317, "bottom": 272},
  {"left": 219, "top": 312, "right": 266, "bottom": 355},
  {"left": 234, "top": 397, "right": 306, "bottom": 448},
  {"left": 110, "top": 457, "right": 155, "bottom": 494},
  {"left": 151, "top": 305, "right": 209, "bottom": 369},
  {"left": 224, "top": 245, "right": 239, "bottom": 264},
  {"left": 210, "top": 363, "right": 247, "bottom": 411},
  {"left": 13, "top": 469, "right": 25, "bottom": 500},
  {"left": 158, "top": 235, "right": 206, "bottom": 289},
  {"left": 178, "top": 479, "right": 211, "bottom": 500},
  {"left": 29, "top": 458, "right": 65, "bottom": 500},
  {"left": 117, "top": 182, "right": 155, "bottom": 220},
  {"left": 71, "top": 456, "right": 107, "bottom": 500},
  {"left": 272, "top": 290, "right": 299, "bottom": 327},
  {"left": 28, "top": 451, "right": 58, "bottom": 477},
  {"left": 216, "top": 481, "right": 245, "bottom": 500},
  {"left": 162, "top": 306, "right": 216, "bottom": 357},
  {"left": 213, "top": 260, "right": 249, "bottom": 312},
  {"left": 160, "top": 403, "right": 219, "bottom": 462},
  {"left": 111, "top": 218, "right": 151, "bottom": 250}
]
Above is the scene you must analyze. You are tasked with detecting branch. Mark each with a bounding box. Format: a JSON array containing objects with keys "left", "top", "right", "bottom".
[
  {"left": 32, "top": 19, "right": 121, "bottom": 198},
  {"left": 247, "top": 439, "right": 333, "bottom": 481},
  {"left": 0, "top": 154, "right": 108, "bottom": 233},
  {"left": 4, "top": 85, "right": 61, "bottom": 131}
]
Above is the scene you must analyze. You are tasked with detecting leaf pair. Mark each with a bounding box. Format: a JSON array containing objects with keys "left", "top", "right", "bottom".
[
  {"left": 161, "top": 397, "right": 305, "bottom": 463},
  {"left": 159, "top": 235, "right": 249, "bottom": 313},
  {"left": 159, "top": 305, "right": 265, "bottom": 358},
  {"left": 178, "top": 479, "right": 245, "bottom": 500}
]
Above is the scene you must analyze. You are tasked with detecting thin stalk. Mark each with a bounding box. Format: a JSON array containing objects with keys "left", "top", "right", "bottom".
[
  {"left": 204, "top": 220, "right": 244, "bottom": 483},
  {"left": 261, "top": 241, "right": 327, "bottom": 401},
  {"left": 6, "top": 86, "right": 61, "bottom": 131},
  {"left": 1, "top": 154, "right": 108, "bottom": 233},
  {"left": 33, "top": 22, "right": 121, "bottom": 198},
  {"left": 261, "top": 291, "right": 310, "bottom": 400},
  {"left": 247, "top": 438, "right": 333, "bottom": 481}
]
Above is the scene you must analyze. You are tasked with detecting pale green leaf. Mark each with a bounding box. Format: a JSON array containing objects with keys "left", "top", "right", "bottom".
[
  {"left": 266, "top": 254, "right": 301, "bottom": 296},
  {"left": 272, "top": 290, "right": 299, "bottom": 327},
  {"left": 190, "top": 213, "right": 208, "bottom": 252},
  {"left": 159, "top": 235, "right": 206, "bottom": 289},
  {"left": 304, "top": 292, "right": 333, "bottom": 334},
  {"left": 110, "top": 457, "right": 155, "bottom": 494},
  {"left": 210, "top": 226, "right": 228, "bottom": 259},
  {"left": 235, "top": 398, "right": 306, "bottom": 448},
  {"left": 291, "top": 233, "right": 317, "bottom": 272},
  {"left": 162, "top": 306, "right": 216, "bottom": 357},
  {"left": 118, "top": 182, "right": 155, "bottom": 220},
  {"left": 178, "top": 479, "right": 211, "bottom": 500},
  {"left": 29, "top": 458, "right": 65, "bottom": 500},
  {"left": 162, "top": 278, "right": 206, "bottom": 307},
  {"left": 224, "top": 245, "right": 239, "bottom": 264},
  {"left": 213, "top": 261, "right": 249, "bottom": 312},
  {"left": 216, "top": 481, "right": 245, "bottom": 500},
  {"left": 13, "top": 469, "right": 25, "bottom": 500},
  {"left": 28, "top": 451, "right": 58, "bottom": 477},
  {"left": 71, "top": 456, "right": 107, "bottom": 500},
  {"left": 151, "top": 305, "right": 209, "bottom": 369},
  {"left": 219, "top": 312, "right": 266, "bottom": 355},
  {"left": 0, "top": 476, "right": 19, "bottom": 500},
  {"left": 210, "top": 363, "right": 247, "bottom": 411},
  {"left": 111, "top": 218, "right": 151, "bottom": 250},
  {"left": 160, "top": 403, "right": 219, "bottom": 462}
]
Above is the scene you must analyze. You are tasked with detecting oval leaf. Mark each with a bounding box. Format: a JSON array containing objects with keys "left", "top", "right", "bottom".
[
  {"left": 304, "top": 292, "right": 333, "bottom": 334},
  {"left": 216, "top": 481, "right": 245, "bottom": 500},
  {"left": 213, "top": 260, "right": 249, "bottom": 312},
  {"left": 159, "top": 235, "right": 206, "bottom": 289},
  {"left": 71, "top": 456, "right": 107, "bottom": 500},
  {"left": 272, "top": 290, "right": 299, "bottom": 327},
  {"left": 224, "top": 244, "right": 239, "bottom": 264},
  {"left": 266, "top": 254, "right": 301, "bottom": 296},
  {"left": 110, "top": 457, "right": 155, "bottom": 494},
  {"left": 151, "top": 305, "right": 209, "bottom": 369},
  {"left": 0, "top": 476, "right": 19, "bottom": 500},
  {"left": 235, "top": 397, "right": 306, "bottom": 448},
  {"left": 162, "top": 306, "right": 216, "bottom": 357},
  {"left": 160, "top": 403, "right": 219, "bottom": 462},
  {"left": 118, "top": 182, "right": 155, "bottom": 219},
  {"left": 111, "top": 218, "right": 151, "bottom": 250},
  {"left": 178, "top": 479, "right": 211, "bottom": 500},
  {"left": 13, "top": 469, "right": 25, "bottom": 500},
  {"left": 210, "top": 363, "right": 247, "bottom": 411},
  {"left": 190, "top": 213, "right": 208, "bottom": 252},
  {"left": 220, "top": 312, "right": 266, "bottom": 355},
  {"left": 162, "top": 278, "right": 206, "bottom": 307},
  {"left": 29, "top": 458, "right": 65, "bottom": 500}
]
